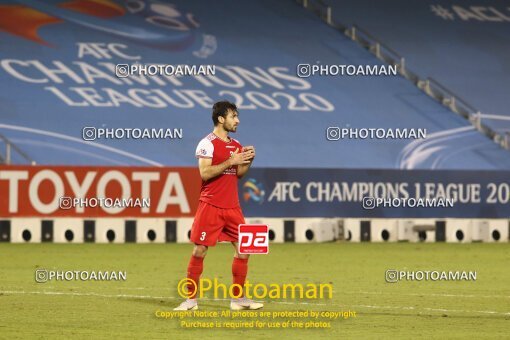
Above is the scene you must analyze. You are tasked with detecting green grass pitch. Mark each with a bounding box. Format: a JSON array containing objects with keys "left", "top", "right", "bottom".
[{"left": 0, "top": 242, "right": 509, "bottom": 339}]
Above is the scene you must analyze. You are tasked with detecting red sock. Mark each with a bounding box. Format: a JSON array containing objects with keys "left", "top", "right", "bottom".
[
  {"left": 187, "top": 255, "right": 204, "bottom": 299},
  {"left": 232, "top": 257, "right": 248, "bottom": 298}
]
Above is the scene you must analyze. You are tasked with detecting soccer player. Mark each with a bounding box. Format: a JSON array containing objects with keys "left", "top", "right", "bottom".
[{"left": 174, "top": 101, "right": 263, "bottom": 311}]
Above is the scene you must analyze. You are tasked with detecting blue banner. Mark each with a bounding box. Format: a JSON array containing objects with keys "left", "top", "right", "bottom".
[
  {"left": 240, "top": 169, "right": 510, "bottom": 218},
  {"left": 1, "top": 0, "right": 509, "bottom": 170}
]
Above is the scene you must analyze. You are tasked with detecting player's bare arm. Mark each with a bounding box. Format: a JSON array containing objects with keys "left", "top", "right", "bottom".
[{"left": 199, "top": 148, "right": 252, "bottom": 181}]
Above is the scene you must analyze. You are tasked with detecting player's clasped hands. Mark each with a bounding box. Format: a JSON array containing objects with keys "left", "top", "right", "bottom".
[
  {"left": 242, "top": 146, "right": 255, "bottom": 160},
  {"left": 230, "top": 147, "right": 255, "bottom": 165}
]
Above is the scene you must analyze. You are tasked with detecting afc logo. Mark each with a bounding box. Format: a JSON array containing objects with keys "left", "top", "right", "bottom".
[{"left": 238, "top": 224, "right": 269, "bottom": 254}]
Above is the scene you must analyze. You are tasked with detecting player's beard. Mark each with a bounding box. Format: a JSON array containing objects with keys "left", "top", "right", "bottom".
[{"left": 225, "top": 123, "right": 238, "bottom": 133}]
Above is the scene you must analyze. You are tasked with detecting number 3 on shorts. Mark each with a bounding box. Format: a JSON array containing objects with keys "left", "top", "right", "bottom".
[{"left": 200, "top": 232, "right": 207, "bottom": 241}]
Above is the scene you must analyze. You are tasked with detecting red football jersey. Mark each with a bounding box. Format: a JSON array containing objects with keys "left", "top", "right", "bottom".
[{"left": 195, "top": 133, "right": 243, "bottom": 208}]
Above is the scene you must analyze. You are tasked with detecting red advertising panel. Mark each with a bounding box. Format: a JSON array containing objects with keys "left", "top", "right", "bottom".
[{"left": 0, "top": 166, "right": 201, "bottom": 217}]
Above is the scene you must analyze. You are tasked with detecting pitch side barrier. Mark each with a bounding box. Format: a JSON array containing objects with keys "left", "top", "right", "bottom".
[
  {"left": 0, "top": 165, "right": 508, "bottom": 243},
  {"left": 0, "top": 218, "right": 507, "bottom": 244}
]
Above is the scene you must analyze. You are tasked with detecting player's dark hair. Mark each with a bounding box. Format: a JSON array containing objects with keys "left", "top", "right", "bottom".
[{"left": 212, "top": 101, "right": 238, "bottom": 125}]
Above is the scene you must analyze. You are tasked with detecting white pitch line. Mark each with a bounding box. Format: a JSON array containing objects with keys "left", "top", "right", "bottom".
[
  {"left": 352, "top": 304, "right": 510, "bottom": 316},
  {"left": 344, "top": 291, "right": 510, "bottom": 299},
  {"left": 1, "top": 290, "right": 172, "bottom": 300},
  {"left": 31, "top": 286, "right": 167, "bottom": 291},
  {"left": 1, "top": 290, "right": 509, "bottom": 316},
  {"left": 266, "top": 300, "right": 328, "bottom": 306},
  {"left": 22, "top": 287, "right": 510, "bottom": 299}
]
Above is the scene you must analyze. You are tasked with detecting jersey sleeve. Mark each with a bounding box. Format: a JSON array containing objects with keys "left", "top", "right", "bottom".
[{"left": 195, "top": 138, "right": 214, "bottom": 158}]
